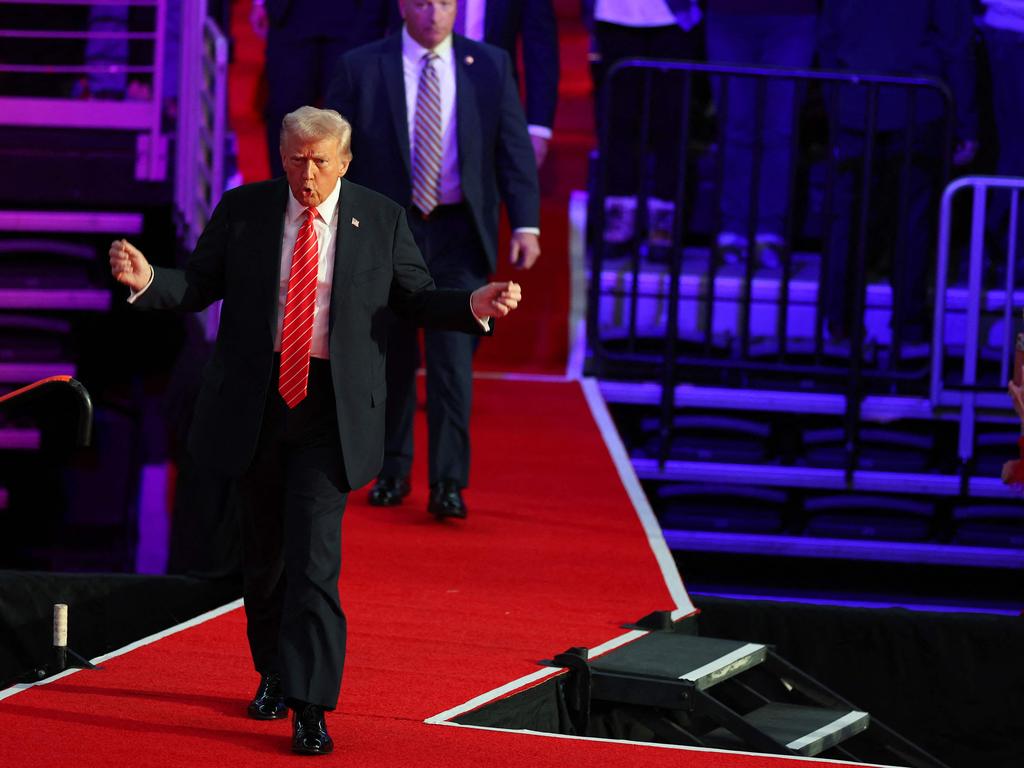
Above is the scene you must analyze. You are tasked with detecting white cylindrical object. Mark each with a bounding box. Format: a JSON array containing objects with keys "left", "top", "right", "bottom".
[{"left": 53, "top": 603, "right": 68, "bottom": 648}]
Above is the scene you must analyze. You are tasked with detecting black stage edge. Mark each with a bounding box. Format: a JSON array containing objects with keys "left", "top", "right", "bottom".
[
  {"left": 0, "top": 571, "right": 241, "bottom": 689},
  {"left": 455, "top": 597, "right": 1024, "bottom": 768}
]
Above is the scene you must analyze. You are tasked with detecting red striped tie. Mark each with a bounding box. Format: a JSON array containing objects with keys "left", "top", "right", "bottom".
[
  {"left": 278, "top": 207, "right": 319, "bottom": 408},
  {"left": 411, "top": 52, "right": 443, "bottom": 215}
]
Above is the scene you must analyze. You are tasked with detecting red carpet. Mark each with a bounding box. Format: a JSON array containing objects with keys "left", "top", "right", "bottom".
[{"left": 0, "top": 380, "right": 850, "bottom": 767}]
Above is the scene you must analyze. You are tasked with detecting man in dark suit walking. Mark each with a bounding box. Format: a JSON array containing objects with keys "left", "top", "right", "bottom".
[
  {"left": 108, "top": 106, "right": 521, "bottom": 755},
  {"left": 326, "top": 0, "right": 541, "bottom": 521},
  {"left": 250, "top": 0, "right": 399, "bottom": 177},
  {"left": 452, "top": 0, "right": 560, "bottom": 168}
]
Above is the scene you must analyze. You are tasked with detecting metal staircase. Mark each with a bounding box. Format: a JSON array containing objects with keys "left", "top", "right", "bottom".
[{"left": 546, "top": 610, "right": 949, "bottom": 766}]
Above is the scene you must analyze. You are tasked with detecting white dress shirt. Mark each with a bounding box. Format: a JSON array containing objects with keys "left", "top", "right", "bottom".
[
  {"left": 274, "top": 178, "right": 341, "bottom": 359},
  {"left": 402, "top": 27, "right": 462, "bottom": 206}
]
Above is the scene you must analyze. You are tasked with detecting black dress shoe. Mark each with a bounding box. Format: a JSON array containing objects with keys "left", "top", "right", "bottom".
[
  {"left": 367, "top": 475, "right": 411, "bottom": 507},
  {"left": 428, "top": 480, "right": 467, "bottom": 520},
  {"left": 292, "top": 703, "right": 333, "bottom": 755},
  {"left": 247, "top": 672, "right": 287, "bottom": 720}
]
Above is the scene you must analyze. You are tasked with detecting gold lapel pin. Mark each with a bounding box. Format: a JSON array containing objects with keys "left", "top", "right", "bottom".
[
  {"left": 351, "top": 217, "right": 360, "bottom": 228},
  {"left": 464, "top": 55, "right": 474, "bottom": 65}
]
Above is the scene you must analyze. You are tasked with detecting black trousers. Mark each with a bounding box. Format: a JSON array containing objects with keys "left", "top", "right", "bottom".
[
  {"left": 380, "top": 204, "right": 489, "bottom": 488},
  {"left": 235, "top": 358, "right": 349, "bottom": 709},
  {"left": 824, "top": 121, "right": 945, "bottom": 343}
]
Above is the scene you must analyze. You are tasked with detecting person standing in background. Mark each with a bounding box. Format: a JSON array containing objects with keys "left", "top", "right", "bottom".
[
  {"left": 587, "top": 0, "right": 704, "bottom": 244},
  {"left": 979, "top": 0, "right": 1024, "bottom": 283},
  {"left": 705, "top": 0, "right": 818, "bottom": 269},
  {"left": 453, "top": 0, "right": 560, "bottom": 169},
  {"left": 327, "top": 0, "right": 541, "bottom": 521},
  {"left": 250, "top": 0, "right": 398, "bottom": 177}
]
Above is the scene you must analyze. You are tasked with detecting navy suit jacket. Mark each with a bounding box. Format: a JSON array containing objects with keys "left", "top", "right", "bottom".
[
  {"left": 325, "top": 32, "right": 540, "bottom": 272},
  {"left": 133, "top": 178, "right": 483, "bottom": 486}
]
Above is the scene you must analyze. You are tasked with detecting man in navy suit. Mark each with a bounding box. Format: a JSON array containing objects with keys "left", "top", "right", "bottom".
[
  {"left": 453, "top": 0, "right": 560, "bottom": 167},
  {"left": 326, "top": 0, "right": 541, "bottom": 520},
  {"left": 109, "top": 107, "right": 522, "bottom": 754}
]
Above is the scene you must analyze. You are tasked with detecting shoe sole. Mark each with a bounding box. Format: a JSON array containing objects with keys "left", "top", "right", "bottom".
[
  {"left": 248, "top": 708, "right": 288, "bottom": 720},
  {"left": 292, "top": 743, "right": 333, "bottom": 755}
]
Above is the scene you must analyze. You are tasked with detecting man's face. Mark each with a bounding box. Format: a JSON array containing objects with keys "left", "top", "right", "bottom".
[
  {"left": 280, "top": 135, "right": 349, "bottom": 208},
  {"left": 400, "top": 0, "right": 456, "bottom": 50}
]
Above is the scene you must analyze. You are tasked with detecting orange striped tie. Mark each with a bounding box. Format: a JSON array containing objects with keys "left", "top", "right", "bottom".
[{"left": 278, "top": 207, "right": 319, "bottom": 408}]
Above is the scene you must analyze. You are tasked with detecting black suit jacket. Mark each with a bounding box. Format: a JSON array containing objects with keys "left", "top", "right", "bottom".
[
  {"left": 266, "top": 0, "right": 399, "bottom": 40},
  {"left": 482, "top": 0, "right": 559, "bottom": 131},
  {"left": 133, "top": 178, "right": 484, "bottom": 486},
  {"left": 325, "top": 32, "right": 540, "bottom": 272}
]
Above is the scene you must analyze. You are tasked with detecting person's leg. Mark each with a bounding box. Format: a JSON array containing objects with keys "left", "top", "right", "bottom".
[
  {"left": 420, "top": 209, "right": 488, "bottom": 490},
  {"left": 982, "top": 25, "right": 1024, "bottom": 270},
  {"left": 891, "top": 122, "right": 943, "bottom": 344},
  {"left": 278, "top": 363, "right": 349, "bottom": 709},
  {"left": 706, "top": 11, "right": 756, "bottom": 243},
  {"left": 824, "top": 129, "right": 866, "bottom": 339},
  {"left": 756, "top": 13, "right": 816, "bottom": 240},
  {"left": 265, "top": 25, "right": 320, "bottom": 177},
  {"left": 235, "top": 390, "right": 287, "bottom": 677},
  {"left": 379, "top": 318, "right": 418, "bottom": 481}
]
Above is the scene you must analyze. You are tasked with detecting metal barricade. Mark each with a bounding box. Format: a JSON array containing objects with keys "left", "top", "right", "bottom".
[
  {"left": 931, "top": 175, "right": 1024, "bottom": 480},
  {"left": 0, "top": 0, "right": 170, "bottom": 181},
  {"left": 587, "top": 59, "right": 953, "bottom": 470},
  {"left": 174, "top": 0, "right": 228, "bottom": 251}
]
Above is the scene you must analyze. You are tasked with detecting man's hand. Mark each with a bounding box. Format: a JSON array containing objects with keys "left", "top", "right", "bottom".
[
  {"left": 509, "top": 231, "right": 540, "bottom": 270},
  {"left": 953, "top": 139, "right": 978, "bottom": 167},
  {"left": 471, "top": 280, "right": 522, "bottom": 319},
  {"left": 530, "top": 134, "right": 549, "bottom": 169},
  {"left": 109, "top": 238, "right": 153, "bottom": 294}
]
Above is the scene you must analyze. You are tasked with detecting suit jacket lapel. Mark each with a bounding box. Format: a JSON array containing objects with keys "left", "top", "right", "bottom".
[
  {"left": 453, "top": 36, "right": 480, "bottom": 183},
  {"left": 261, "top": 179, "right": 290, "bottom": 344},
  {"left": 381, "top": 37, "right": 412, "bottom": 179}
]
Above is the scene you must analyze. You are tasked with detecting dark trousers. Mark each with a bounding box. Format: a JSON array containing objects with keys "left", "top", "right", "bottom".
[
  {"left": 983, "top": 24, "right": 1024, "bottom": 266},
  {"left": 235, "top": 358, "right": 349, "bottom": 709},
  {"left": 824, "top": 121, "right": 945, "bottom": 343},
  {"left": 381, "top": 204, "right": 489, "bottom": 488},
  {"left": 706, "top": 12, "right": 816, "bottom": 238},
  {"left": 592, "top": 21, "right": 702, "bottom": 198}
]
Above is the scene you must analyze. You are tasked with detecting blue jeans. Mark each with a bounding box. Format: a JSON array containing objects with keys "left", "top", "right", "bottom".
[{"left": 706, "top": 12, "right": 817, "bottom": 239}]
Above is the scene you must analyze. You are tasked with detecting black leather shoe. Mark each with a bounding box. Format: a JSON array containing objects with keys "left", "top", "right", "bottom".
[
  {"left": 428, "top": 480, "right": 467, "bottom": 520},
  {"left": 247, "top": 672, "right": 287, "bottom": 720},
  {"left": 292, "top": 703, "right": 333, "bottom": 755},
  {"left": 367, "top": 475, "right": 411, "bottom": 507}
]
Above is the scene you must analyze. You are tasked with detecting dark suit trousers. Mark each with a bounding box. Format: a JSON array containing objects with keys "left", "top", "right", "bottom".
[
  {"left": 382, "top": 204, "right": 489, "bottom": 488},
  {"left": 235, "top": 358, "right": 349, "bottom": 709}
]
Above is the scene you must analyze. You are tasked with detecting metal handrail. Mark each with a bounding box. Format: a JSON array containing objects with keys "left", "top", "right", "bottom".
[
  {"left": 0, "top": 0, "right": 169, "bottom": 180},
  {"left": 0, "top": 376, "right": 93, "bottom": 447},
  {"left": 931, "top": 175, "right": 1024, "bottom": 480},
  {"left": 588, "top": 58, "right": 954, "bottom": 476}
]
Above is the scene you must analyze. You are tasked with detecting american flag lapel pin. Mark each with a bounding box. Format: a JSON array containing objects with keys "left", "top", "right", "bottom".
[{"left": 351, "top": 217, "right": 360, "bottom": 228}]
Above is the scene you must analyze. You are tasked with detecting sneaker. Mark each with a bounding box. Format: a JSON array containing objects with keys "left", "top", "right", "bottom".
[
  {"left": 755, "top": 234, "right": 784, "bottom": 270},
  {"left": 604, "top": 196, "right": 636, "bottom": 244},
  {"left": 716, "top": 232, "right": 748, "bottom": 266},
  {"left": 647, "top": 198, "right": 675, "bottom": 247}
]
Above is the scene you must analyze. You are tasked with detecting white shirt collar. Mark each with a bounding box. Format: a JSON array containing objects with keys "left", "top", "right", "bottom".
[
  {"left": 401, "top": 25, "right": 454, "bottom": 67},
  {"left": 286, "top": 177, "right": 341, "bottom": 223}
]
